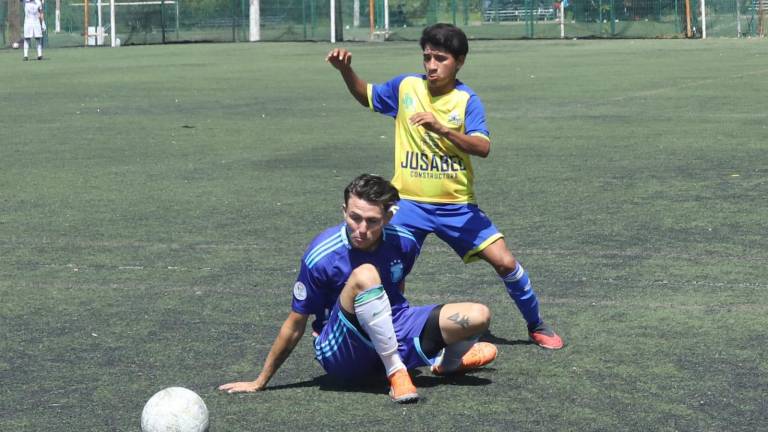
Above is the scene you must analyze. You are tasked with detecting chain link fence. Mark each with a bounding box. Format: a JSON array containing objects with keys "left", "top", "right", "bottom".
[{"left": 2, "top": 0, "right": 765, "bottom": 47}]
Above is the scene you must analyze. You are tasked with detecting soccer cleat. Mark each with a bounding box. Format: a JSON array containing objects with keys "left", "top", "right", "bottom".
[
  {"left": 23, "top": 57, "right": 29, "bottom": 61},
  {"left": 431, "top": 342, "right": 498, "bottom": 376},
  {"left": 528, "top": 321, "right": 564, "bottom": 350},
  {"left": 387, "top": 368, "right": 419, "bottom": 403},
  {"left": 37, "top": 56, "right": 43, "bottom": 60}
]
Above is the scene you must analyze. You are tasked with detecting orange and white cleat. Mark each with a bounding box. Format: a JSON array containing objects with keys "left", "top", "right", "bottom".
[
  {"left": 387, "top": 368, "right": 419, "bottom": 403},
  {"left": 528, "top": 322, "right": 564, "bottom": 350},
  {"left": 431, "top": 342, "right": 498, "bottom": 376}
]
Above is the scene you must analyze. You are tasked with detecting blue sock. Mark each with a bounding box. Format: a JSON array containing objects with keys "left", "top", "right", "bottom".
[{"left": 502, "top": 263, "right": 541, "bottom": 329}]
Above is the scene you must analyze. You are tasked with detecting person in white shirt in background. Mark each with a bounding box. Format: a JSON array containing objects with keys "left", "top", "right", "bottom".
[{"left": 23, "top": 0, "right": 46, "bottom": 61}]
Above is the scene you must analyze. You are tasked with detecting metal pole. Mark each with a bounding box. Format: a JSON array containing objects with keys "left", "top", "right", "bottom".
[
  {"left": 384, "top": 0, "right": 388, "bottom": 30},
  {"left": 110, "top": 0, "right": 115, "bottom": 46},
  {"left": 160, "top": 0, "right": 166, "bottom": 43},
  {"left": 559, "top": 0, "right": 564, "bottom": 38},
  {"left": 55, "top": 0, "right": 61, "bottom": 32},
  {"left": 330, "top": 0, "right": 336, "bottom": 42},
  {"left": 527, "top": 0, "right": 533, "bottom": 37},
  {"left": 84, "top": 0, "right": 89, "bottom": 45},
  {"left": 700, "top": 0, "right": 706, "bottom": 38},
  {"left": 369, "top": 0, "right": 374, "bottom": 35},
  {"left": 674, "top": 0, "right": 680, "bottom": 33},
  {"left": 230, "top": 0, "right": 235, "bottom": 41},
  {"left": 310, "top": 0, "right": 316, "bottom": 36},
  {"left": 250, "top": 0, "right": 260, "bottom": 41},
  {"left": 97, "top": 0, "right": 102, "bottom": 44},
  {"left": 599, "top": 0, "right": 603, "bottom": 23}
]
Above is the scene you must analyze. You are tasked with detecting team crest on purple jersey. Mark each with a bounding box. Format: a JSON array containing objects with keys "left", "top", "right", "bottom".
[{"left": 390, "top": 260, "right": 404, "bottom": 283}]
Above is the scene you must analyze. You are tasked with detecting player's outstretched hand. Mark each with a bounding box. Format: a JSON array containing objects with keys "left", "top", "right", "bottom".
[
  {"left": 218, "top": 381, "right": 263, "bottom": 394},
  {"left": 326, "top": 48, "right": 352, "bottom": 71}
]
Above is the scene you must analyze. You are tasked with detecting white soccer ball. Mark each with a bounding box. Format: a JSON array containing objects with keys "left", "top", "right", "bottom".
[
  {"left": 12, "top": 42, "right": 19, "bottom": 49},
  {"left": 141, "top": 387, "right": 209, "bottom": 432}
]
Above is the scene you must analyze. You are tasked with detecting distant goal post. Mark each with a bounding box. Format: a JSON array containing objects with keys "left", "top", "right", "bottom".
[{"left": 68, "top": 0, "right": 178, "bottom": 46}]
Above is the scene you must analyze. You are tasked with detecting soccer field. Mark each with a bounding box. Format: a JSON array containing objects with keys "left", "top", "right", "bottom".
[{"left": 1, "top": 39, "right": 767, "bottom": 431}]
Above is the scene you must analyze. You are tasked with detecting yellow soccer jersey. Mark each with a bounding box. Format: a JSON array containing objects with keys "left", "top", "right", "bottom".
[{"left": 368, "top": 74, "right": 490, "bottom": 204}]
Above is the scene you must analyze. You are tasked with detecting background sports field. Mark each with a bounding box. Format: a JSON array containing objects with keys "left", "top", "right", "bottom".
[{"left": 1, "top": 39, "right": 767, "bottom": 431}]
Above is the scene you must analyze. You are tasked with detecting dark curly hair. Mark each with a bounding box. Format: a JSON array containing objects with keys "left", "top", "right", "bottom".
[
  {"left": 420, "top": 23, "right": 469, "bottom": 59},
  {"left": 344, "top": 174, "right": 400, "bottom": 213}
]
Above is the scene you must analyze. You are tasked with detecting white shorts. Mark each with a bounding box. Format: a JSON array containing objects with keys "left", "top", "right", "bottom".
[{"left": 24, "top": 20, "right": 43, "bottom": 38}]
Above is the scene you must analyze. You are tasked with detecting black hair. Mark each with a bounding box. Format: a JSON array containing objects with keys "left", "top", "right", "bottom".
[
  {"left": 419, "top": 23, "right": 469, "bottom": 59},
  {"left": 344, "top": 174, "right": 400, "bottom": 213}
]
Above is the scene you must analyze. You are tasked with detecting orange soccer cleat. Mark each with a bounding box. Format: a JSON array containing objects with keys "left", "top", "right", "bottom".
[
  {"left": 432, "top": 342, "right": 498, "bottom": 376},
  {"left": 528, "top": 322, "right": 564, "bottom": 350},
  {"left": 387, "top": 368, "right": 419, "bottom": 403}
]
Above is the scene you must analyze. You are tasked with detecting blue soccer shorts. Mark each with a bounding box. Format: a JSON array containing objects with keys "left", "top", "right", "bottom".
[
  {"left": 390, "top": 199, "right": 504, "bottom": 263},
  {"left": 313, "top": 301, "right": 437, "bottom": 379}
]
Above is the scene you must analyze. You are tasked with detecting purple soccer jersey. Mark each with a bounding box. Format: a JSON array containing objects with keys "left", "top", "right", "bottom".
[{"left": 290, "top": 223, "right": 437, "bottom": 378}]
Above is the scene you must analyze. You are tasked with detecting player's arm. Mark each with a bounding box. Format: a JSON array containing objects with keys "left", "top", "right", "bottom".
[
  {"left": 38, "top": 3, "right": 46, "bottom": 31},
  {"left": 326, "top": 48, "right": 369, "bottom": 108},
  {"left": 218, "top": 311, "right": 309, "bottom": 393},
  {"left": 409, "top": 112, "right": 491, "bottom": 158}
]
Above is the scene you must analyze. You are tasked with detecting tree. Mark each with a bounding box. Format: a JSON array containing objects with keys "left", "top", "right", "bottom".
[{"left": 6, "top": 0, "right": 22, "bottom": 46}]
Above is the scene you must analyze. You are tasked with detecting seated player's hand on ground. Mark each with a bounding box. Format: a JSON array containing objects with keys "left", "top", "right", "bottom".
[
  {"left": 326, "top": 48, "right": 352, "bottom": 70},
  {"left": 218, "top": 381, "right": 263, "bottom": 394}
]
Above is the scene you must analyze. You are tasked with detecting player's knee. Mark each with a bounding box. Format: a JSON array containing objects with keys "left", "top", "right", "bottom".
[
  {"left": 494, "top": 254, "right": 518, "bottom": 276},
  {"left": 470, "top": 303, "right": 492, "bottom": 332},
  {"left": 451, "top": 303, "right": 491, "bottom": 334},
  {"left": 347, "top": 263, "right": 382, "bottom": 292}
]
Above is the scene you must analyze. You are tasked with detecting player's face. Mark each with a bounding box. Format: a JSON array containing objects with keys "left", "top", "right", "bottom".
[
  {"left": 343, "top": 195, "right": 391, "bottom": 252},
  {"left": 422, "top": 44, "right": 464, "bottom": 95}
]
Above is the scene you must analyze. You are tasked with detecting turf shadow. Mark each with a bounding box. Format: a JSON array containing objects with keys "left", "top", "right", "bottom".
[
  {"left": 480, "top": 331, "right": 531, "bottom": 347},
  {"left": 251, "top": 370, "right": 493, "bottom": 396}
]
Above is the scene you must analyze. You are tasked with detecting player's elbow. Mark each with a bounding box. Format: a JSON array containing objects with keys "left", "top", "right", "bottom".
[
  {"left": 284, "top": 312, "right": 309, "bottom": 337},
  {"left": 353, "top": 86, "right": 369, "bottom": 107},
  {"left": 475, "top": 144, "right": 490, "bottom": 158},
  {"left": 469, "top": 136, "right": 491, "bottom": 158}
]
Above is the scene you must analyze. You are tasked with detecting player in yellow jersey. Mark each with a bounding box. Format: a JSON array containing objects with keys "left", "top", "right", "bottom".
[{"left": 326, "top": 23, "right": 563, "bottom": 349}]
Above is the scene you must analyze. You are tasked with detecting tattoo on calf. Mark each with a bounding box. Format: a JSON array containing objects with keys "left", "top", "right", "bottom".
[{"left": 448, "top": 312, "right": 471, "bottom": 329}]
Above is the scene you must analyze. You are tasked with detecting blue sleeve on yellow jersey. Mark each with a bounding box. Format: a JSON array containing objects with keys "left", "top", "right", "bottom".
[
  {"left": 463, "top": 90, "right": 490, "bottom": 138},
  {"left": 371, "top": 74, "right": 417, "bottom": 118}
]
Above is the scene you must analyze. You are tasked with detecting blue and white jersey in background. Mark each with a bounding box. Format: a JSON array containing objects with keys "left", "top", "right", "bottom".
[{"left": 291, "top": 223, "right": 420, "bottom": 335}]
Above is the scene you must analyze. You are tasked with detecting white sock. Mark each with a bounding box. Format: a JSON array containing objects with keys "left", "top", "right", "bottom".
[
  {"left": 354, "top": 285, "right": 404, "bottom": 376},
  {"left": 23, "top": 39, "right": 29, "bottom": 57},
  {"left": 37, "top": 41, "right": 42, "bottom": 57},
  {"left": 436, "top": 337, "right": 478, "bottom": 372}
]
